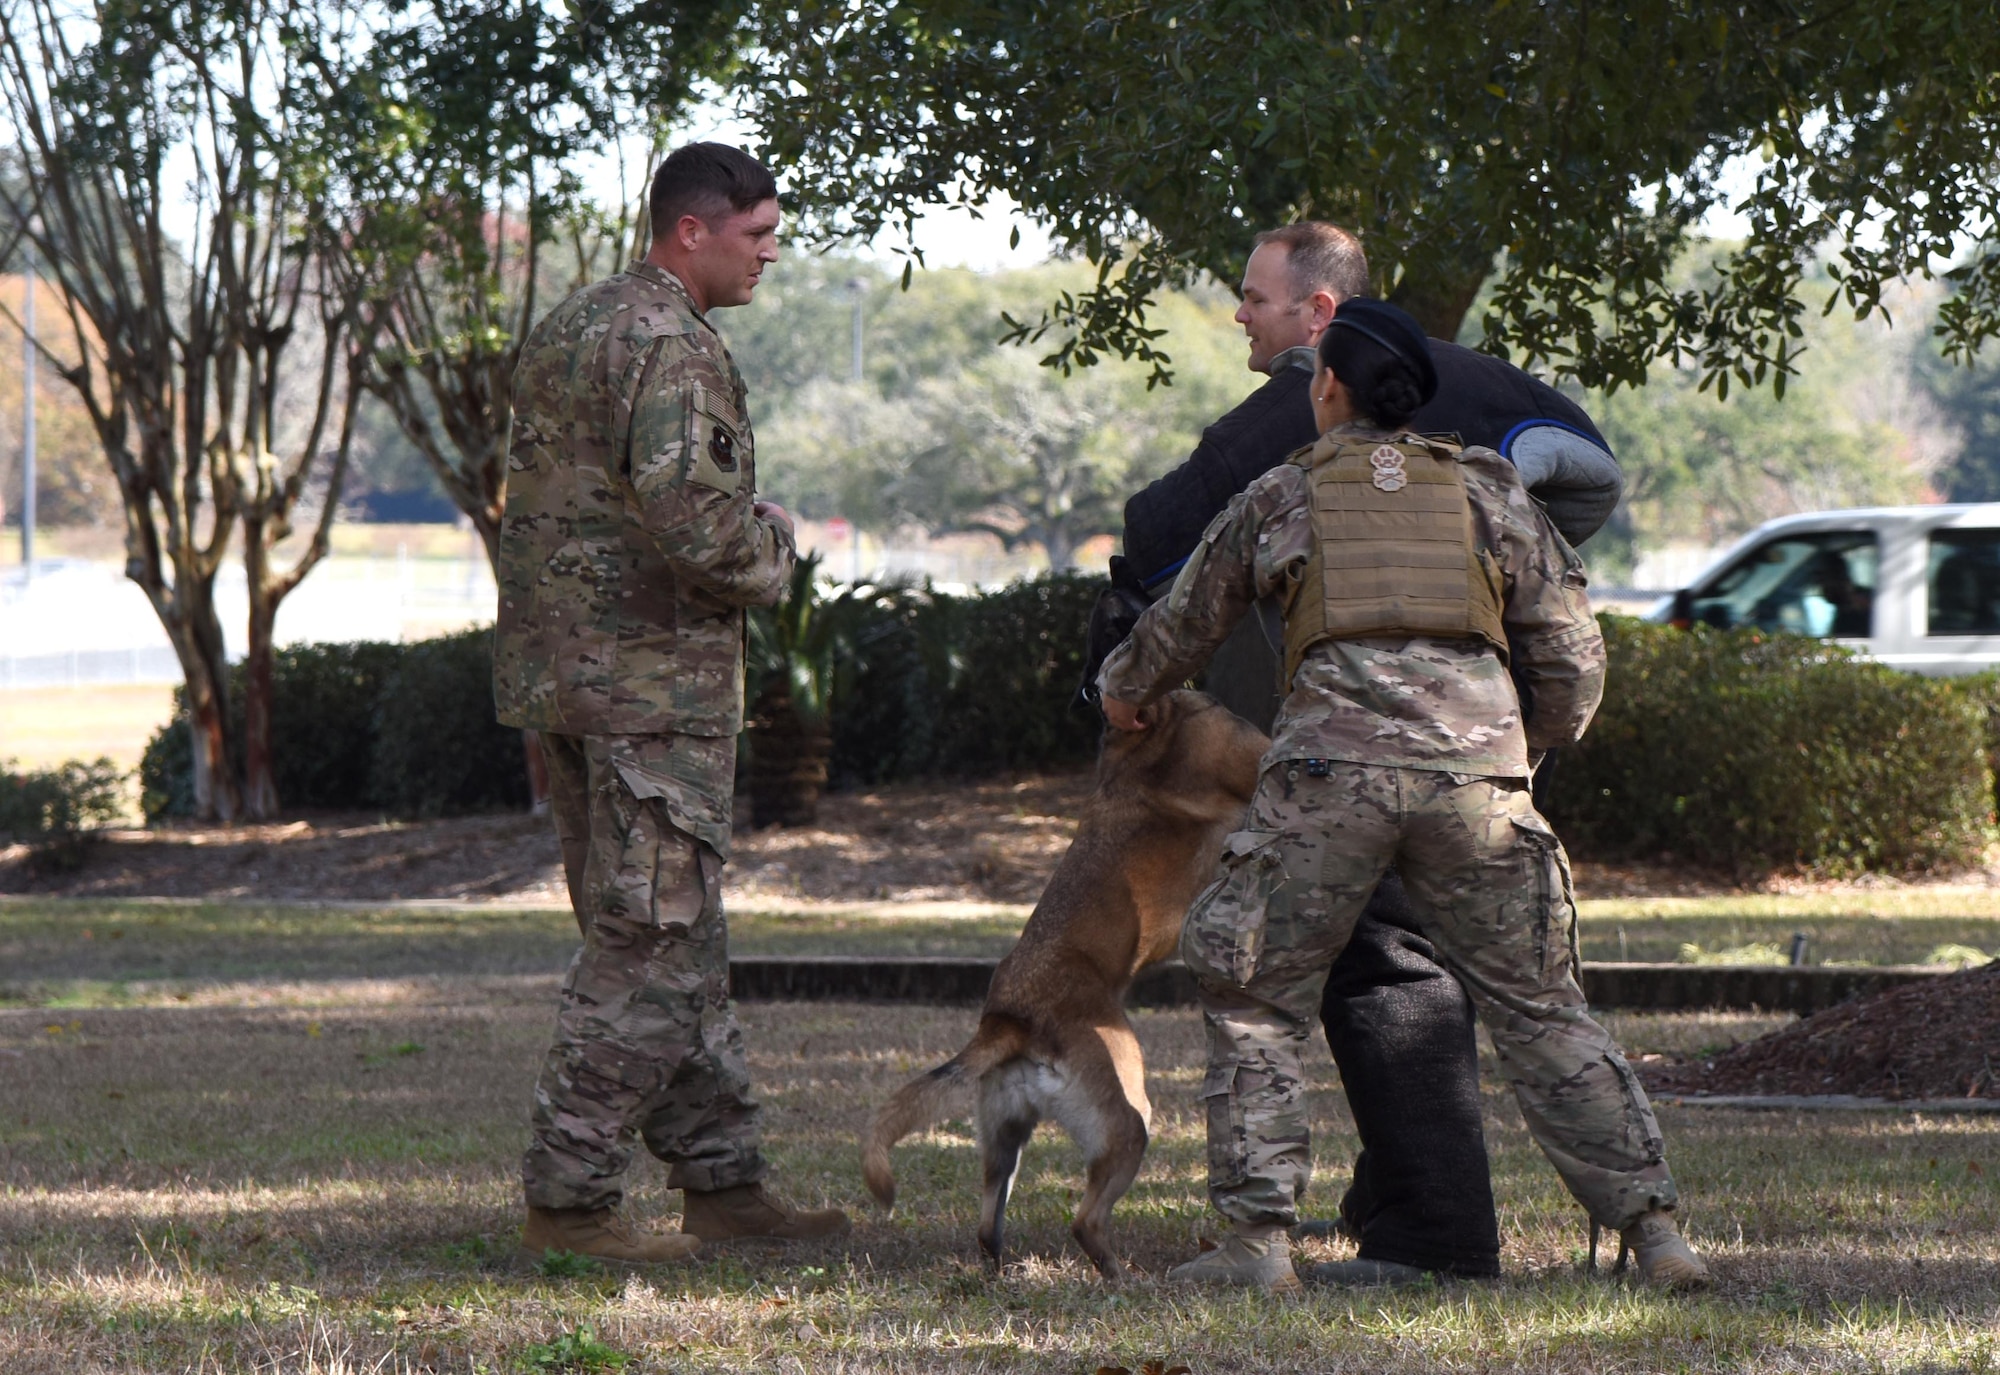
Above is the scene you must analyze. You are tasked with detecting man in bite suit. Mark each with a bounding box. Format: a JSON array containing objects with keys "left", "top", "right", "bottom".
[{"left": 1110, "top": 222, "right": 1620, "bottom": 1285}]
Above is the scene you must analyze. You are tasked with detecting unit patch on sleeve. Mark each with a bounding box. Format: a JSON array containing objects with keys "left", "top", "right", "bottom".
[{"left": 685, "top": 380, "right": 748, "bottom": 493}]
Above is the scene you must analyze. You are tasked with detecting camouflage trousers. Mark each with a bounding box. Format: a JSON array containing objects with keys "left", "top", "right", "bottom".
[
  {"left": 521, "top": 731, "right": 766, "bottom": 1212},
  {"left": 1183, "top": 760, "right": 1677, "bottom": 1232}
]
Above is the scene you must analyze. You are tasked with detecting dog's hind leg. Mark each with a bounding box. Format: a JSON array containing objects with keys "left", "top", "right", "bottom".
[
  {"left": 1055, "top": 1018, "right": 1151, "bottom": 1281},
  {"left": 976, "top": 1070, "right": 1039, "bottom": 1272}
]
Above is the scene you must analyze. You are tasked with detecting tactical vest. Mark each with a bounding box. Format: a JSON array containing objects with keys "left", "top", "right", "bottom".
[{"left": 1281, "top": 432, "right": 1508, "bottom": 687}]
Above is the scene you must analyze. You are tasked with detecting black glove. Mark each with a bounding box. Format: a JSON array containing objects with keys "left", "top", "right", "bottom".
[{"left": 1077, "top": 555, "right": 1152, "bottom": 711}]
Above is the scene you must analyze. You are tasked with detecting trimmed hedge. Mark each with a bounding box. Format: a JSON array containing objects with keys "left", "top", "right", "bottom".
[
  {"left": 1546, "top": 617, "right": 1995, "bottom": 878},
  {"left": 370, "top": 632, "right": 530, "bottom": 816},
  {"left": 141, "top": 629, "right": 527, "bottom": 820},
  {"left": 828, "top": 573, "right": 1102, "bottom": 787},
  {"left": 139, "top": 577, "right": 1104, "bottom": 820},
  {"left": 137, "top": 592, "right": 1996, "bottom": 881}
]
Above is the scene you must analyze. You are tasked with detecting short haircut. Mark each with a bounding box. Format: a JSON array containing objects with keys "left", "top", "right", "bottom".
[
  {"left": 1252, "top": 222, "right": 1370, "bottom": 304},
  {"left": 649, "top": 143, "right": 778, "bottom": 241}
]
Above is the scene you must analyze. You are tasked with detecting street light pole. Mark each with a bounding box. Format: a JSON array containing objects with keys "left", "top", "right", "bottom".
[
  {"left": 847, "top": 277, "right": 864, "bottom": 383},
  {"left": 21, "top": 236, "right": 35, "bottom": 576}
]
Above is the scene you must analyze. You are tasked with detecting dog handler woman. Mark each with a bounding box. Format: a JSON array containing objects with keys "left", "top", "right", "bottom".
[{"left": 1096, "top": 297, "right": 1707, "bottom": 1292}]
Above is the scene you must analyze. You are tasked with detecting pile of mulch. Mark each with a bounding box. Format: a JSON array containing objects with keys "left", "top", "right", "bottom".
[{"left": 1641, "top": 960, "right": 2000, "bottom": 1100}]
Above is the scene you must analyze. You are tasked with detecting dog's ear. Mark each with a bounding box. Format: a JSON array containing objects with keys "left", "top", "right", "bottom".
[{"left": 1077, "top": 561, "right": 1151, "bottom": 714}]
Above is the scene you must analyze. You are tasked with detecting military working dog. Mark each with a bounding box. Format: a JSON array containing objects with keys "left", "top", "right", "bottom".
[{"left": 861, "top": 689, "right": 1269, "bottom": 1278}]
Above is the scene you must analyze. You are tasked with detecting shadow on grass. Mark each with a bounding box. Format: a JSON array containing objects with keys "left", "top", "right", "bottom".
[{"left": 2, "top": 987, "right": 1997, "bottom": 1372}]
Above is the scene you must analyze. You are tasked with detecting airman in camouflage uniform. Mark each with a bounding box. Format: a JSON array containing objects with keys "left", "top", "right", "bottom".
[
  {"left": 497, "top": 145, "right": 845, "bottom": 1261},
  {"left": 1100, "top": 301, "right": 1699, "bottom": 1291}
]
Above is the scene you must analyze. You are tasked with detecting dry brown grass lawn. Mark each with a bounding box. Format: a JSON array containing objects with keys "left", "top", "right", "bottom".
[
  {"left": 2, "top": 961, "right": 1997, "bottom": 1373},
  {"left": 0, "top": 684, "right": 176, "bottom": 774}
]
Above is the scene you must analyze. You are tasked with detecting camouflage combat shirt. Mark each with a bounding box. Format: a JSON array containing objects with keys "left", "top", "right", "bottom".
[
  {"left": 495, "top": 262, "right": 795, "bottom": 737},
  {"left": 1098, "top": 422, "right": 1605, "bottom": 778}
]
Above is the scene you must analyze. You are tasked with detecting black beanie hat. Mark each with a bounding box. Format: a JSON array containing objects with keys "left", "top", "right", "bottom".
[{"left": 1324, "top": 298, "right": 1439, "bottom": 407}]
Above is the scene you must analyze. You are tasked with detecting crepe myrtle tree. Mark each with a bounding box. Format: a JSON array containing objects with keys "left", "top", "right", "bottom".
[
  {"left": 320, "top": 0, "right": 747, "bottom": 571},
  {"left": 313, "top": 0, "right": 746, "bottom": 812},
  {"left": 749, "top": 0, "right": 2000, "bottom": 398},
  {"left": 0, "top": 0, "right": 382, "bottom": 820}
]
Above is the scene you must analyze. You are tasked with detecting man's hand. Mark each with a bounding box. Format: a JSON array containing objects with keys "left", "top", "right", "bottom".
[
  {"left": 753, "top": 499, "right": 794, "bottom": 538},
  {"left": 1101, "top": 696, "right": 1149, "bottom": 732}
]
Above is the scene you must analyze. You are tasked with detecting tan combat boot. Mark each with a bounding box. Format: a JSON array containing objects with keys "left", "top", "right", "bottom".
[
  {"left": 521, "top": 1207, "right": 701, "bottom": 1265},
  {"left": 681, "top": 1183, "right": 851, "bottom": 1243},
  {"left": 1620, "top": 1210, "right": 1710, "bottom": 1289},
  {"left": 1166, "top": 1225, "right": 1301, "bottom": 1292}
]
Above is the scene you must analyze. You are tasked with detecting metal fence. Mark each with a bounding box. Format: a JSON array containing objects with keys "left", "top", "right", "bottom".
[{"left": 0, "top": 645, "right": 185, "bottom": 688}]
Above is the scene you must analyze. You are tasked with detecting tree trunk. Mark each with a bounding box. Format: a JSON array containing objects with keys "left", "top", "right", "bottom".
[
  {"left": 185, "top": 683, "right": 240, "bottom": 824},
  {"left": 1043, "top": 525, "right": 1078, "bottom": 572},
  {"left": 240, "top": 597, "right": 281, "bottom": 821},
  {"left": 139, "top": 544, "right": 242, "bottom": 823},
  {"left": 1388, "top": 247, "right": 1496, "bottom": 344},
  {"left": 239, "top": 506, "right": 283, "bottom": 822},
  {"left": 175, "top": 621, "right": 242, "bottom": 824},
  {"left": 477, "top": 511, "right": 503, "bottom": 575}
]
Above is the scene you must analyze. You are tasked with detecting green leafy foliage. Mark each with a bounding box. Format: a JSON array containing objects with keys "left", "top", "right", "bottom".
[
  {"left": 139, "top": 714, "right": 197, "bottom": 824},
  {"left": 529, "top": 1251, "right": 602, "bottom": 1281},
  {"left": 1947, "top": 669, "right": 2000, "bottom": 809},
  {"left": 746, "top": 555, "right": 863, "bottom": 825},
  {"left": 522, "top": 1323, "right": 629, "bottom": 1371},
  {"left": 752, "top": 0, "right": 2000, "bottom": 394},
  {"left": 135, "top": 579, "right": 1098, "bottom": 825},
  {"left": 1917, "top": 332, "right": 2000, "bottom": 503},
  {"left": 747, "top": 554, "right": 853, "bottom": 734},
  {"left": 1528, "top": 261, "right": 1958, "bottom": 579},
  {"left": 264, "top": 643, "right": 410, "bottom": 809},
  {"left": 369, "top": 629, "right": 529, "bottom": 817},
  {"left": 1546, "top": 618, "right": 1994, "bottom": 879},
  {"left": 745, "top": 256, "right": 1249, "bottom": 563},
  {"left": 745, "top": 569, "right": 1106, "bottom": 793},
  {"left": 825, "top": 572, "right": 1103, "bottom": 785},
  {"left": 0, "top": 758, "right": 125, "bottom": 872}
]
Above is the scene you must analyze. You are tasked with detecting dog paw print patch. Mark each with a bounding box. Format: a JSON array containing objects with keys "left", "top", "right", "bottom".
[{"left": 1369, "top": 444, "right": 1408, "bottom": 492}]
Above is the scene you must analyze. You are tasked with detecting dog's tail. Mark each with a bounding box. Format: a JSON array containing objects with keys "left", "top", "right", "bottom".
[{"left": 862, "top": 1014, "right": 1031, "bottom": 1209}]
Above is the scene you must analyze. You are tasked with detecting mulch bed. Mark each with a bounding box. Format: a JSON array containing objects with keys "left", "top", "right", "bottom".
[
  {"left": 0, "top": 771, "right": 1097, "bottom": 906},
  {"left": 1640, "top": 960, "right": 2000, "bottom": 1101}
]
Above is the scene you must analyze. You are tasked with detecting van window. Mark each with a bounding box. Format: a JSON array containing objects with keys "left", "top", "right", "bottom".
[
  {"left": 1687, "top": 532, "right": 1876, "bottom": 638},
  {"left": 1928, "top": 530, "right": 2000, "bottom": 635}
]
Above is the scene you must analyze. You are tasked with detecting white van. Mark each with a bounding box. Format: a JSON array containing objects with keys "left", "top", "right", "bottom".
[{"left": 1645, "top": 504, "right": 2000, "bottom": 677}]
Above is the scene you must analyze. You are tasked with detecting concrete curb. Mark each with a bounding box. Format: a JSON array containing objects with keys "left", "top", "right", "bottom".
[
  {"left": 729, "top": 957, "right": 1951, "bottom": 1014},
  {"left": 1576, "top": 961, "right": 1946, "bottom": 1014},
  {"left": 1654, "top": 1094, "right": 2000, "bottom": 1114}
]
